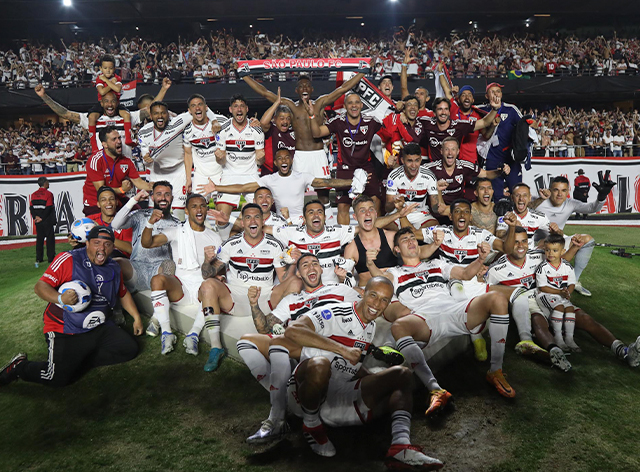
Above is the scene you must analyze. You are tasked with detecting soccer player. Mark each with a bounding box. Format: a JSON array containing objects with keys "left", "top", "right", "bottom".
[
  {"left": 89, "top": 186, "right": 133, "bottom": 259},
  {"left": 478, "top": 83, "right": 524, "bottom": 199},
  {"left": 200, "top": 148, "right": 356, "bottom": 224},
  {"left": 284, "top": 276, "right": 444, "bottom": 469},
  {"left": 258, "top": 87, "right": 296, "bottom": 175},
  {"left": 385, "top": 143, "right": 445, "bottom": 228},
  {"left": 533, "top": 174, "right": 616, "bottom": 296},
  {"left": 471, "top": 177, "right": 498, "bottom": 234},
  {"left": 195, "top": 203, "right": 300, "bottom": 371},
  {"left": 213, "top": 94, "right": 265, "bottom": 218},
  {"left": 238, "top": 253, "right": 361, "bottom": 443},
  {"left": 400, "top": 49, "right": 432, "bottom": 117},
  {"left": 243, "top": 72, "right": 365, "bottom": 222},
  {"left": 182, "top": 94, "right": 226, "bottom": 198},
  {"left": 418, "top": 94, "right": 499, "bottom": 163},
  {"left": 369, "top": 227, "right": 515, "bottom": 400},
  {"left": 141, "top": 194, "right": 223, "bottom": 356},
  {"left": 83, "top": 126, "right": 152, "bottom": 216},
  {"left": 0, "top": 227, "right": 143, "bottom": 388},
  {"left": 535, "top": 234, "right": 579, "bottom": 352},
  {"left": 305, "top": 93, "right": 385, "bottom": 224}
]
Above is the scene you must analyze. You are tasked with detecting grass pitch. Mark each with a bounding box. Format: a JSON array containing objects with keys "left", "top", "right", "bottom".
[{"left": 0, "top": 224, "right": 639, "bottom": 472}]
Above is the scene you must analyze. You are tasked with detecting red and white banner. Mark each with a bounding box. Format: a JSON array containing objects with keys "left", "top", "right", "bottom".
[
  {"left": 0, "top": 173, "right": 86, "bottom": 237},
  {"left": 237, "top": 57, "right": 371, "bottom": 76},
  {"left": 524, "top": 156, "right": 640, "bottom": 214},
  {"left": 120, "top": 80, "right": 137, "bottom": 108}
]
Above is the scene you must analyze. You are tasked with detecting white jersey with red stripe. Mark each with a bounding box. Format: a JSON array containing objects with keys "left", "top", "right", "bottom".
[
  {"left": 217, "top": 118, "right": 264, "bottom": 182},
  {"left": 301, "top": 301, "right": 376, "bottom": 382},
  {"left": 217, "top": 233, "right": 286, "bottom": 288},
  {"left": 496, "top": 209, "right": 550, "bottom": 247},
  {"left": 139, "top": 112, "right": 193, "bottom": 176},
  {"left": 386, "top": 165, "right": 439, "bottom": 211},
  {"left": 183, "top": 114, "right": 227, "bottom": 178},
  {"left": 486, "top": 250, "right": 545, "bottom": 290},
  {"left": 273, "top": 224, "right": 356, "bottom": 284},
  {"left": 422, "top": 225, "right": 497, "bottom": 265},
  {"left": 79, "top": 113, "right": 137, "bottom": 158},
  {"left": 387, "top": 259, "right": 455, "bottom": 311},
  {"left": 535, "top": 259, "right": 576, "bottom": 291},
  {"left": 271, "top": 283, "right": 361, "bottom": 325}
]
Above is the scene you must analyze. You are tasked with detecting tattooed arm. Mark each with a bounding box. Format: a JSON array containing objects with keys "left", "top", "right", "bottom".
[
  {"left": 34, "top": 84, "right": 81, "bottom": 123},
  {"left": 248, "top": 286, "right": 283, "bottom": 334},
  {"left": 201, "top": 245, "right": 226, "bottom": 279}
]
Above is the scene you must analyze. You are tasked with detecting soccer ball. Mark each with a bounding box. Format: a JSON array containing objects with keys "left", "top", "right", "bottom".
[
  {"left": 57, "top": 280, "right": 92, "bottom": 313},
  {"left": 70, "top": 218, "right": 97, "bottom": 243}
]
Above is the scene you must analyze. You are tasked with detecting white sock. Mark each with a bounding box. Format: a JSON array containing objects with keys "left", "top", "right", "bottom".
[
  {"left": 489, "top": 313, "right": 509, "bottom": 372},
  {"left": 564, "top": 312, "right": 577, "bottom": 344},
  {"left": 188, "top": 304, "right": 205, "bottom": 336},
  {"left": 510, "top": 291, "right": 533, "bottom": 341},
  {"left": 390, "top": 410, "right": 412, "bottom": 445},
  {"left": 151, "top": 290, "right": 171, "bottom": 333},
  {"left": 323, "top": 202, "right": 334, "bottom": 224},
  {"left": 268, "top": 346, "right": 291, "bottom": 422},
  {"left": 302, "top": 405, "right": 322, "bottom": 429},
  {"left": 396, "top": 336, "right": 441, "bottom": 391},
  {"left": 203, "top": 307, "right": 222, "bottom": 349},
  {"left": 611, "top": 340, "right": 627, "bottom": 360},
  {"left": 237, "top": 340, "right": 271, "bottom": 391},
  {"left": 550, "top": 310, "right": 565, "bottom": 345},
  {"left": 574, "top": 240, "right": 595, "bottom": 281}
]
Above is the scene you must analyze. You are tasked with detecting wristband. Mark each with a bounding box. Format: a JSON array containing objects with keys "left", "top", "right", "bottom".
[
  {"left": 119, "top": 187, "right": 125, "bottom": 194},
  {"left": 286, "top": 218, "right": 293, "bottom": 225},
  {"left": 145, "top": 221, "right": 154, "bottom": 229},
  {"left": 308, "top": 114, "right": 315, "bottom": 120},
  {"left": 402, "top": 63, "right": 408, "bottom": 67},
  {"left": 58, "top": 294, "right": 63, "bottom": 306}
]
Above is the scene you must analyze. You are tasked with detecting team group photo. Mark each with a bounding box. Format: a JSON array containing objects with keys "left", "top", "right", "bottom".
[{"left": 0, "top": 1, "right": 639, "bottom": 471}]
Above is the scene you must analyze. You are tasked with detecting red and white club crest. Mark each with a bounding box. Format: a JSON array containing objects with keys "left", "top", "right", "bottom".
[
  {"left": 360, "top": 125, "right": 369, "bottom": 135},
  {"left": 246, "top": 258, "right": 259, "bottom": 271},
  {"left": 454, "top": 249, "right": 467, "bottom": 262},
  {"left": 521, "top": 276, "right": 534, "bottom": 289},
  {"left": 447, "top": 129, "right": 456, "bottom": 136},
  {"left": 455, "top": 174, "right": 463, "bottom": 184},
  {"left": 236, "top": 140, "right": 246, "bottom": 151},
  {"left": 307, "top": 244, "right": 321, "bottom": 254},
  {"left": 304, "top": 297, "right": 318, "bottom": 309},
  {"left": 120, "top": 164, "right": 128, "bottom": 172}
]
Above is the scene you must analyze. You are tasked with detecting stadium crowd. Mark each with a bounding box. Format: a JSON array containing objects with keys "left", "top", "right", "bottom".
[
  {"left": 2, "top": 30, "right": 639, "bottom": 89},
  {"left": 2, "top": 47, "right": 639, "bottom": 470}
]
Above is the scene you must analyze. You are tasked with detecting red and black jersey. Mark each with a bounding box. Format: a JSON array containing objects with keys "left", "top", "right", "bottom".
[
  {"left": 326, "top": 115, "right": 383, "bottom": 171},
  {"left": 424, "top": 158, "right": 479, "bottom": 205},
  {"left": 29, "top": 187, "right": 56, "bottom": 225},
  {"left": 418, "top": 116, "right": 476, "bottom": 162},
  {"left": 263, "top": 123, "right": 296, "bottom": 175}
]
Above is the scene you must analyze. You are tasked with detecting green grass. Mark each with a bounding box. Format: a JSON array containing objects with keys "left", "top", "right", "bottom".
[{"left": 0, "top": 227, "right": 639, "bottom": 472}]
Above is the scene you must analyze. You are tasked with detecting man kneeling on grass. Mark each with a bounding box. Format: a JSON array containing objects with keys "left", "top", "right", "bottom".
[{"left": 0, "top": 227, "right": 144, "bottom": 388}]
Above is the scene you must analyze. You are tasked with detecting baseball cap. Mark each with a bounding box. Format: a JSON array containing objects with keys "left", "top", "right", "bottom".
[
  {"left": 577, "top": 169, "right": 585, "bottom": 175},
  {"left": 87, "top": 226, "right": 115, "bottom": 242},
  {"left": 459, "top": 85, "right": 475, "bottom": 96},
  {"left": 485, "top": 82, "right": 504, "bottom": 93}
]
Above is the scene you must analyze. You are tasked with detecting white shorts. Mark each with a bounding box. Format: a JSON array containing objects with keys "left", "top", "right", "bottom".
[
  {"left": 192, "top": 171, "right": 222, "bottom": 198},
  {"left": 292, "top": 149, "right": 330, "bottom": 186},
  {"left": 287, "top": 366, "right": 371, "bottom": 428},
  {"left": 225, "top": 282, "right": 272, "bottom": 316},
  {"left": 462, "top": 279, "right": 490, "bottom": 299},
  {"left": 175, "top": 272, "right": 204, "bottom": 306},
  {"left": 405, "top": 209, "right": 437, "bottom": 229},
  {"left": 151, "top": 167, "right": 187, "bottom": 210},
  {"left": 413, "top": 298, "right": 484, "bottom": 344},
  {"left": 535, "top": 292, "right": 574, "bottom": 318}
]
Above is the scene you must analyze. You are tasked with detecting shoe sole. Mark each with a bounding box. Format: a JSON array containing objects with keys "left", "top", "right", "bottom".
[
  {"left": 246, "top": 431, "right": 289, "bottom": 445},
  {"left": 550, "top": 351, "right": 572, "bottom": 372},
  {"left": 385, "top": 458, "right": 444, "bottom": 471},
  {"left": 183, "top": 339, "right": 199, "bottom": 356},
  {"left": 486, "top": 375, "right": 516, "bottom": 398},
  {"left": 425, "top": 394, "right": 453, "bottom": 417},
  {"left": 516, "top": 343, "right": 551, "bottom": 364}
]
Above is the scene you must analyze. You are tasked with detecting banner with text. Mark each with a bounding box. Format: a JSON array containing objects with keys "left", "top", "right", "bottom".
[
  {"left": 237, "top": 57, "right": 371, "bottom": 76},
  {"left": 523, "top": 157, "right": 640, "bottom": 214},
  {"left": 120, "top": 80, "right": 137, "bottom": 109}
]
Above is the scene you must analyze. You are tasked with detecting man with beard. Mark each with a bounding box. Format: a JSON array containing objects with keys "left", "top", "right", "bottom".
[
  {"left": 258, "top": 87, "right": 296, "bottom": 175},
  {"left": 111, "top": 182, "right": 181, "bottom": 332},
  {"left": 419, "top": 94, "right": 500, "bottom": 163},
  {"left": 243, "top": 72, "right": 365, "bottom": 222},
  {"left": 83, "top": 126, "right": 152, "bottom": 216},
  {"left": 470, "top": 177, "right": 498, "bottom": 234},
  {"left": 139, "top": 100, "right": 220, "bottom": 221},
  {"left": 201, "top": 149, "right": 355, "bottom": 224},
  {"left": 141, "top": 194, "right": 223, "bottom": 357},
  {"left": 0, "top": 226, "right": 143, "bottom": 388},
  {"left": 378, "top": 96, "right": 430, "bottom": 163},
  {"left": 182, "top": 94, "right": 227, "bottom": 198}
]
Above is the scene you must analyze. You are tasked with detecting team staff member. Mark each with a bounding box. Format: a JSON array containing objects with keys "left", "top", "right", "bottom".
[
  {"left": 573, "top": 169, "right": 591, "bottom": 219},
  {"left": 0, "top": 227, "right": 144, "bottom": 388},
  {"left": 83, "top": 126, "right": 152, "bottom": 216},
  {"left": 30, "top": 177, "right": 57, "bottom": 267}
]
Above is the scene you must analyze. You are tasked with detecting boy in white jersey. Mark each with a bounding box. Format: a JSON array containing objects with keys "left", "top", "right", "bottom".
[
  {"left": 370, "top": 227, "right": 515, "bottom": 401},
  {"left": 284, "top": 277, "right": 444, "bottom": 470},
  {"left": 385, "top": 143, "right": 446, "bottom": 229},
  {"left": 196, "top": 204, "right": 300, "bottom": 372},
  {"left": 182, "top": 93, "right": 226, "bottom": 197},
  {"left": 215, "top": 94, "right": 265, "bottom": 218},
  {"left": 141, "top": 194, "right": 223, "bottom": 356},
  {"left": 535, "top": 233, "right": 579, "bottom": 352}
]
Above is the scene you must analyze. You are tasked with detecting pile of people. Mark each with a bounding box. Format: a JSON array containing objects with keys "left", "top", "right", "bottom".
[
  {"left": 2, "top": 30, "right": 639, "bottom": 89},
  {"left": 2, "top": 64, "right": 639, "bottom": 471}
]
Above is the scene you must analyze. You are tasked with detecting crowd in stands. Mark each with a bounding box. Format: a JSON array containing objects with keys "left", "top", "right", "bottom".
[{"left": 2, "top": 30, "right": 639, "bottom": 89}]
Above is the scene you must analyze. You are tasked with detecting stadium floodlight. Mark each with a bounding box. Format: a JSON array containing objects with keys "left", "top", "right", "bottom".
[{"left": 63, "top": 0, "right": 72, "bottom": 6}]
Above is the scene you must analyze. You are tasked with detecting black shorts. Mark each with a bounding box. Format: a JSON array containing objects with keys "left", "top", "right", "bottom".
[{"left": 335, "top": 167, "right": 382, "bottom": 205}]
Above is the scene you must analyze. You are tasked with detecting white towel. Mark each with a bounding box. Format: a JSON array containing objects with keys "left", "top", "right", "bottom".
[{"left": 176, "top": 219, "right": 200, "bottom": 272}]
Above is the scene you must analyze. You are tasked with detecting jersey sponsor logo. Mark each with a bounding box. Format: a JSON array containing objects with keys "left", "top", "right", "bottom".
[
  {"left": 331, "top": 356, "right": 357, "bottom": 376},
  {"left": 83, "top": 311, "right": 106, "bottom": 329},
  {"left": 246, "top": 258, "right": 259, "bottom": 271},
  {"left": 342, "top": 137, "right": 368, "bottom": 147},
  {"left": 321, "top": 309, "right": 332, "bottom": 320},
  {"left": 429, "top": 137, "right": 441, "bottom": 147},
  {"left": 354, "top": 340, "right": 366, "bottom": 350},
  {"left": 410, "top": 286, "right": 425, "bottom": 298}
]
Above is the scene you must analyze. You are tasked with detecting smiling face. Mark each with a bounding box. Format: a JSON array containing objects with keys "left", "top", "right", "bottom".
[
  {"left": 354, "top": 199, "right": 377, "bottom": 231},
  {"left": 188, "top": 97, "right": 208, "bottom": 125},
  {"left": 186, "top": 196, "right": 208, "bottom": 227},
  {"left": 242, "top": 207, "right": 264, "bottom": 239},
  {"left": 304, "top": 203, "right": 326, "bottom": 235},
  {"left": 344, "top": 94, "right": 363, "bottom": 120},
  {"left": 475, "top": 181, "right": 494, "bottom": 207},
  {"left": 442, "top": 140, "right": 459, "bottom": 167},
  {"left": 274, "top": 150, "right": 293, "bottom": 176},
  {"left": 379, "top": 78, "right": 393, "bottom": 98},
  {"left": 458, "top": 89, "right": 474, "bottom": 111},
  {"left": 358, "top": 279, "right": 393, "bottom": 323},
  {"left": 451, "top": 202, "right": 472, "bottom": 233},
  {"left": 254, "top": 188, "right": 274, "bottom": 215},
  {"left": 295, "top": 78, "right": 313, "bottom": 102},
  {"left": 97, "top": 191, "right": 117, "bottom": 218},
  {"left": 274, "top": 110, "right": 292, "bottom": 132},
  {"left": 402, "top": 153, "right": 422, "bottom": 179},
  {"left": 510, "top": 231, "right": 529, "bottom": 261},
  {"left": 229, "top": 99, "right": 248, "bottom": 126},
  {"left": 511, "top": 185, "right": 531, "bottom": 215},
  {"left": 87, "top": 238, "right": 114, "bottom": 266},
  {"left": 404, "top": 98, "right": 420, "bottom": 121},
  {"left": 297, "top": 254, "right": 323, "bottom": 290},
  {"left": 152, "top": 185, "right": 173, "bottom": 215},
  {"left": 151, "top": 104, "right": 169, "bottom": 131},
  {"left": 435, "top": 101, "right": 451, "bottom": 124},
  {"left": 549, "top": 181, "right": 570, "bottom": 206},
  {"left": 101, "top": 92, "right": 119, "bottom": 117},
  {"left": 394, "top": 231, "right": 420, "bottom": 260}
]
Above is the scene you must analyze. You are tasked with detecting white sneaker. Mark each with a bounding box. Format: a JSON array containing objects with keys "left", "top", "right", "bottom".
[
  {"left": 574, "top": 282, "right": 592, "bottom": 297},
  {"left": 564, "top": 339, "right": 582, "bottom": 352},
  {"left": 183, "top": 334, "right": 199, "bottom": 356},
  {"left": 384, "top": 444, "right": 443, "bottom": 470},
  {"left": 626, "top": 336, "right": 640, "bottom": 368},
  {"left": 550, "top": 346, "right": 572, "bottom": 372},
  {"left": 146, "top": 317, "right": 161, "bottom": 337},
  {"left": 161, "top": 332, "right": 177, "bottom": 355},
  {"left": 302, "top": 424, "right": 336, "bottom": 457},
  {"left": 246, "top": 419, "right": 290, "bottom": 445}
]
